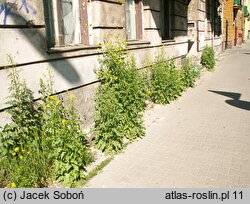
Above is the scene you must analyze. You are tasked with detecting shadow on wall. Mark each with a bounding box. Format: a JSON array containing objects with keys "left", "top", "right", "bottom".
[
  {"left": 188, "top": 40, "right": 194, "bottom": 53},
  {"left": 2, "top": 7, "right": 81, "bottom": 84},
  {"left": 209, "top": 90, "right": 250, "bottom": 111}
]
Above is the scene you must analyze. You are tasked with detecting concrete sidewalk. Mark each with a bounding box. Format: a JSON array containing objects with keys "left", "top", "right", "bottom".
[{"left": 86, "top": 42, "right": 250, "bottom": 188}]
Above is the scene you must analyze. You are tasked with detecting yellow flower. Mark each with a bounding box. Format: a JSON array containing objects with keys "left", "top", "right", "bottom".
[
  {"left": 21, "top": 149, "right": 25, "bottom": 153},
  {"left": 14, "top": 147, "right": 20, "bottom": 153},
  {"left": 62, "top": 119, "right": 67, "bottom": 124},
  {"left": 46, "top": 104, "right": 51, "bottom": 109},
  {"left": 27, "top": 151, "right": 31, "bottom": 155},
  {"left": 4, "top": 186, "right": 8, "bottom": 189},
  {"left": 147, "top": 90, "right": 153, "bottom": 97},
  {"left": 97, "top": 42, "right": 102, "bottom": 47},
  {"left": 12, "top": 152, "right": 16, "bottom": 156},
  {"left": 19, "top": 155, "right": 23, "bottom": 160},
  {"left": 11, "top": 182, "right": 16, "bottom": 188},
  {"left": 56, "top": 100, "right": 61, "bottom": 105},
  {"left": 70, "top": 94, "right": 76, "bottom": 100},
  {"left": 49, "top": 95, "right": 56, "bottom": 101}
]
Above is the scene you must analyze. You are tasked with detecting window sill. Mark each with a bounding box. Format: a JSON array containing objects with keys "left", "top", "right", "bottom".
[
  {"left": 162, "top": 39, "right": 175, "bottom": 44},
  {"left": 214, "top": 36, "right": 222, "bottom": 39},
  {"left": 127, "top": 40, "right": 151, "bottom": 46},
  {"left": 205, "top": 36, "right": 222, "bottom": 40},
  {"left": 48, "top": 45, "right": 99, "bottom": 54},
  {"left": 126, "top": 40, "right": 151, "bottom": 50}
]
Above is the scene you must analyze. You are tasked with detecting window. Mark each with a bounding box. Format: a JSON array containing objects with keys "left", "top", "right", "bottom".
[
  {"left": 205, "top": 0, "right": 213, "bottom": 38},
  {"left": 162, "top": 0, "right": 172, "bottom": 40},
  {"left": 125, "top": 0, "right": 143, "bottom": 40},
  {"left": 47, "top": 0, "right": 89, "bottom": 47},
  {"left": 205, "top": 0, "right": 221, "bottom": 37},
  {"left": 126, "top": 0, "right": 136, "bottom": 40},
  {"left": 206, "top": 0, "right": 212, "bottom": 21},
  {"left": 214, "top": 0, "right": 222, "bottom": 36},
  {"left": 60, "top": 0, "right": 81, "bottom": 45}
]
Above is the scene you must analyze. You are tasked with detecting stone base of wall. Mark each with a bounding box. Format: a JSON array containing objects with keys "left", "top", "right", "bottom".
[{"left": 60, "top": 82, "right": 99, "bottom": 131}]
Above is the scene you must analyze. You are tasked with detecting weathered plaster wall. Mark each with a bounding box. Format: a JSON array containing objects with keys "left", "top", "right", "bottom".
[
  {"left": 188, "top": 0, "right": 223, "bottom": 54},
  {"left": 188, "top": 0, "right": 199, "bottom": 56},
  {"left": 91, "top": 0, "right": 125, "bottom": 44}
]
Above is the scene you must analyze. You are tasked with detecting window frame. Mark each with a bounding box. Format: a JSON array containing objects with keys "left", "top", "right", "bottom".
[
  {"left": 125, "top": 0, "right": 143, "bottom": 41},
  {"left": 46, "top": 0, "right": 89, "bottom": 48}
]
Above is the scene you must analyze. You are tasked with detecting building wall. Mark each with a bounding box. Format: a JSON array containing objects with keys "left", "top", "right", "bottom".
[
  {"left": 223, "top": 0, "right": 234, "bottom": 47},
  {"left": 237, "top": 9, "right": 243, "bottom": 44},
  {"left": 187, "top": 0, "right": 199, "bottom": 57},
  {"left": 244, "top": 0, "right": 250, "bottom": 40},
  {"left": 187, "top": 0, "right": 223, "bottom": 57},
  {"left": 0, "top": 0, "right": 189, "bottom": 128},
  {"left": 223, "top": 0, "right": 246, "bottom": 47}
]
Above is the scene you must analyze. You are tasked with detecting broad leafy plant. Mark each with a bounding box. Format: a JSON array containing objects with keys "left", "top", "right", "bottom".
[
  {"left": 201, "top": 46, "right": 215, "bottom": 70},
  {"left": 0, "top": 58, "right": 92, "bottom": 187},
  {"left": 150, "top": 54, "right": 184, "bottom": 104},
  {"left": 39, "top": 71, "right": 93, "bottom": 186},
  {"left": 0, "top": 57, "right": 49, "bottom": 187},
  {"left": 181, "top": 58, "right": 201, "bottom": 88},
  {"left": 94, "top": 36, "right": 147, "bottom": 154}
]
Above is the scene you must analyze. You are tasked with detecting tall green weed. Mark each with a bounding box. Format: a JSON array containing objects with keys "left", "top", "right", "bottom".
[
  {"left": 0, "top": 60, "right": 92, "bottom": 187},
  {"left": 201, "top": 46, "right": 215, "bottom": 70},
  {"left": 94, "top": 36, "right": 147, "bottom": 154},
  {"left": 150, "top": 55, "right": 184, "bottom": 104},
  {"left": 181, "top": 58, "right": 201, "bottom": 88}
]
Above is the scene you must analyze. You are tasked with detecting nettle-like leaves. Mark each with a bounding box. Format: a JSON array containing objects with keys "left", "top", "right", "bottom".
[{"left": 94, "top": 36, "right": 147, "bottom": 154}]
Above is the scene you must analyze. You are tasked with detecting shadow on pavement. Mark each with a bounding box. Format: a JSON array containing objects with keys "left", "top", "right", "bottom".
[{"left": 209, "top": 90, "right": 250, "bottom": 111}]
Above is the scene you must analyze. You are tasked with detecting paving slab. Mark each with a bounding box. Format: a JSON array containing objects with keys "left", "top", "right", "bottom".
[{"left": 86, "top": 42, "right": 250, "bottom": 188}]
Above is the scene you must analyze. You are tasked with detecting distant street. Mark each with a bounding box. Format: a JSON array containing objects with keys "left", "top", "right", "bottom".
[{"left": 86, "top": 42, "right": 250, "bottom": 188}]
